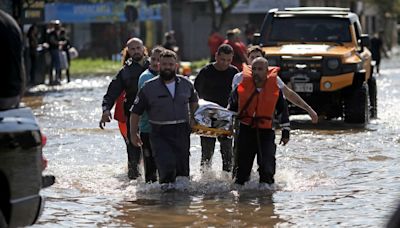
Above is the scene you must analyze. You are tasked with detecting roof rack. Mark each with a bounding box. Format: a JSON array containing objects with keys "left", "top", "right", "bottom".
[
  {"left": 275, "top": 11, "right": 350, "bottom": 16},
  {"left": 283, "top": 7, "right": 350, "bottom": 12}
]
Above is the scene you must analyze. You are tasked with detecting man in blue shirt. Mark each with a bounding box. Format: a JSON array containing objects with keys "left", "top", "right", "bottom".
[{"left": 137, "top": 46, "right": 165, "bottom": 183}]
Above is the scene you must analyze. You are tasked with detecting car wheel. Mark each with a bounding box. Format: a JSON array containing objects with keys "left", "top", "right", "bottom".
[
  {"left": 368, "top": 76, "right": 378, "bottom": 118},
  {"left": 344, "top": 82, "right": 369, "bottom": 124}
]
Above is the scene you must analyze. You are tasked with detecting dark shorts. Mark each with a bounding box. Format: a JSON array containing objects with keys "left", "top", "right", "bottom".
[{"left": 235, "top": 124, "right": 276, "bottom": 185}]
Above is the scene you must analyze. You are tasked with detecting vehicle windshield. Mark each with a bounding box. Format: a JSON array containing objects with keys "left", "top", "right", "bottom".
[{"left": 266, "top": 16, "right": 352, "bottom": 44}]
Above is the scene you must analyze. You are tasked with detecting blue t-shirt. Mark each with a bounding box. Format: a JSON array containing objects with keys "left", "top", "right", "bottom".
[{"left": 137, "top": 69, "right": 157, "bottom": 133}]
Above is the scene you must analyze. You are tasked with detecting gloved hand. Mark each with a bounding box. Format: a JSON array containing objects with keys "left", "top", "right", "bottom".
[{"left": 279, "top": 129, "right": 290, "bottom": 145}]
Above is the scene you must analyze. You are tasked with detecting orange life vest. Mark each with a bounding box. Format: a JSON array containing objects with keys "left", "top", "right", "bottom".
[
  {"left": 114, "top": 91, "right": 126, "bottom": 123},
  {"left": 238, "top": 65, "right": 280, "bottom": 129}
]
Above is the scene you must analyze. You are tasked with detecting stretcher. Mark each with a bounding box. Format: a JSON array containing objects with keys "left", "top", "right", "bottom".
[
  {"left": 191, "top": 124, "right": 233, "bottom": 137},
  {"left": 191, "top": 99, "right": 236, "bottom": 138}
]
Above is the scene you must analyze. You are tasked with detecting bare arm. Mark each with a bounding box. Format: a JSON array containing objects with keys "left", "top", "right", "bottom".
[
  {"left": 189, "top": 102, "right": 199, "bottom": 127},
  {"left": 282, "top": 85, "right": 318, "bottom": 124},
  {"left": 129, "top": 113, "right": 142, "bottom": 147}
]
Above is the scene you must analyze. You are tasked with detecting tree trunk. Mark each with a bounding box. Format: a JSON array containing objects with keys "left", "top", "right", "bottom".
[{"left": 208, "top": 0, "right": 240, "bottom": 32}]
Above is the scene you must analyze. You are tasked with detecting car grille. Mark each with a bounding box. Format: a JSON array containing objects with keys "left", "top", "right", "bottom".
[{"left": 278, "top": 57, "right": 323, "bottom": 83}]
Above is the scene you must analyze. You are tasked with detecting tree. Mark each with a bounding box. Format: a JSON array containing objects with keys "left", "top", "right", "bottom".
[
  {"left": 365, "top": 0, "right": 400, "bottom": 49},
  {"left": 365, "top": 0, "right": 400, "bottom": 15},
  {"left": 208, "top": 0, "right": 240, "bottom": 32}
]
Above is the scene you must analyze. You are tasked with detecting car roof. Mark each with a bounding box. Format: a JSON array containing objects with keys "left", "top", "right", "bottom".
[{"left": 271, "top": 7, "right": 358, "bottom": 21}]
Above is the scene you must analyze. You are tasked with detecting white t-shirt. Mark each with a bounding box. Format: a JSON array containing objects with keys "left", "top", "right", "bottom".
[
  {"left": 165, "top": 81, "right": 176, "bottom": 98},
  {"left": 232, "top": 72, "right": 285, "bottom": 89}
]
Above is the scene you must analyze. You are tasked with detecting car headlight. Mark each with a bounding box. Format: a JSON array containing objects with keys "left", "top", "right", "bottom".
[{"left": 327, "top": 58, "right": 340, "bottom": 70}]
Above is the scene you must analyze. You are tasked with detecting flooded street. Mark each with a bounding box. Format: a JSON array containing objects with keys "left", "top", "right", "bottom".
[{"left": 27, "top": 57, "right": 400, "bottom": 227}]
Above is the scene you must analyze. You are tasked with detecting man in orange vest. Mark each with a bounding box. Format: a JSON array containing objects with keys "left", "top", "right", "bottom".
[{"left": 228, "top": 57, "right": 290, "bottom": 188}]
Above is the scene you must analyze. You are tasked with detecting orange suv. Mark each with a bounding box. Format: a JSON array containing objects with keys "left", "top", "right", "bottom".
[{"left": 258, "top": 7, "right": 377, "bottom": 123}]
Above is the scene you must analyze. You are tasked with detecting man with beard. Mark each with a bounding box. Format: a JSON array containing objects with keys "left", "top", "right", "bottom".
[
  {"left": 230, "top": 45, "right": 317, "bottom": 179},
  {"left": 231, "top": 46, "right": 318, "bottom": 124},
  {"left": 136, "top": 46, "right": 165, "bottom": 183},
  {"left": 194, "top": 44, "right": 239, "bottom": 173},
  {"left": 99, "top": 37, "right": 149, "bottom": 180},
  {"left": 228, "top": 57, "right": 290, "bottom": 189},
  {"left": 129, "top": 50, "right": 199, "bottom": 188}
]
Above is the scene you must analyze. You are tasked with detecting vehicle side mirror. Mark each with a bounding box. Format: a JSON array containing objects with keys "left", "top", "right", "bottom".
[
  {"left": 360, "top": 34, "right": 370, "bottom": 47},
  {"left": 252, "top": 33, "right": 260, "bottom": 45}
]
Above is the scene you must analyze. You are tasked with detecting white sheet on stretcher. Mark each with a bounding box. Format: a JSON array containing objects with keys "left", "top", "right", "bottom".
[{"left": 194, "top": 99, "right": 236, "bottom": 131}]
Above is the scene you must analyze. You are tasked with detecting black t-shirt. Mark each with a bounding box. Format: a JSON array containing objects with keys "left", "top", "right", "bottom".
[
  {"left": 194, "top": 63, "right": 239, "bottom": 107},
  {"left": 0, "top": 10, "right": 24, "bottom": 99}
]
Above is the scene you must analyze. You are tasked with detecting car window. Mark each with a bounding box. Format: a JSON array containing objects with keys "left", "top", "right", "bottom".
[{"left": 266, "top": 17, "right": 352, "bottom": 43}]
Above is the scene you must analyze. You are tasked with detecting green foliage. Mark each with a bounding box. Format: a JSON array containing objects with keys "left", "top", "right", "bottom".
[
  {"left": 365, "top": 0, "right": 400, "bottom": 14},
  {"left": 70, "top": 58, "right": 121, "bottom": 77},
  {"left": 191, "top": 58, "right": 210, "bottom": 72},
  {"left": 70, "top": 58, "right": 211, "bottom": 77},
  {"left": 208, "top": 0, "right": 240, "bottom": 31}
]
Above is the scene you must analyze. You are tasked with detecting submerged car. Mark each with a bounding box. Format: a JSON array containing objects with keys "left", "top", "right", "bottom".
[{"left": 257, "top": 7, "right": 377, "bottom": 123}]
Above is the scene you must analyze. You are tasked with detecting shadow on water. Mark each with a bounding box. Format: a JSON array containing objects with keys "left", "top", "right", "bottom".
[
  {"left": 290, "top": 118, "right": 378, "bottom": 133},
  {"left": 103, "top": 169, "right": 287, "bottom": 227},
  {"left": 21, "top": 95, "right": 44, "bottom": 109}
]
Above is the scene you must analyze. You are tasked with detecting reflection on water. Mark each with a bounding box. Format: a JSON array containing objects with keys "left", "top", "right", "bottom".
[
  {"left": 25, "top": 58, "right": 400, "bottom": 227},
  {"left": 114, "top": 190, "right": 282, "bottom": 227}
]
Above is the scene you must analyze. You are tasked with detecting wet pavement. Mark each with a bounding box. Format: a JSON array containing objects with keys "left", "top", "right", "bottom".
[{"left": 27, "top": 57, "right": 400, "bottom": 227}]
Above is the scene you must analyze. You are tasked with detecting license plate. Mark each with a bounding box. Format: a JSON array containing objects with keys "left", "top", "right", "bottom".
[{"left": 293, "top": 83, "right": 313, "bottom": 92}]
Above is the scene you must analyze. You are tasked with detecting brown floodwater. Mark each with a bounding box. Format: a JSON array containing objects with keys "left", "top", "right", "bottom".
[{"left": 26, "top": 58, "right": 400, "bottom": 227}]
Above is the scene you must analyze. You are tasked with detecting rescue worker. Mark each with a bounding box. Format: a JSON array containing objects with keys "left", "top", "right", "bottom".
[
  {"left": 129, "top": 50, "right": 199, "bottom": 188},
  {"left": 231, "top": 45, "right": 317, "bottom": 178},
  {"left": 113, "top": 45, "right": 134, "bottom": 142},
  {"left": 223, "top": 29, "right": 247, "bottom": 71},
  {"left": 113, "top": 49, "right": 132, "bottom": 180},
  {"left": 232, "top": 28, "right": 247, "bottom": 58},
  {"left": 228, "top": 57, "right": 290, "bottom": 188},
  {"left": 232, "top": 45, "right": 318, "bottom": 123},
  {"left": 99, "top": 37, "right": 149, "bottom": 180},
  {"left": 194, "top": 44, "right": 239, "bottom": 173},
  {"left": 208, "top": 29, "right": 224, "bottom": 62},
  {"left": 136, "top": 46, "right": 166, "bottom": 183}
]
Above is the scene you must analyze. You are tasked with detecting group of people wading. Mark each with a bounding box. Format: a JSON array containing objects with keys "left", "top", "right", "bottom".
[{"left": 99, "top": 37, "right": 318, "bottom": 190}]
